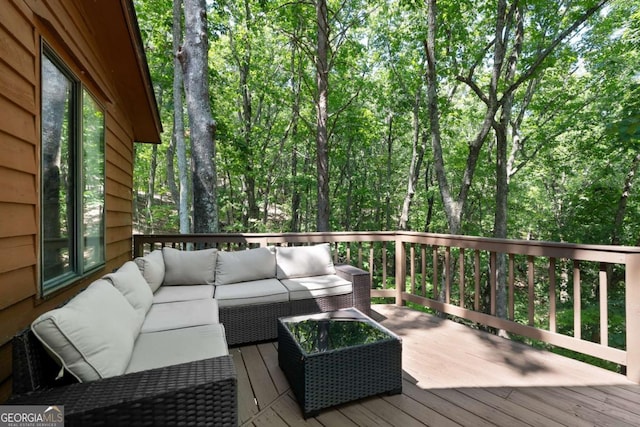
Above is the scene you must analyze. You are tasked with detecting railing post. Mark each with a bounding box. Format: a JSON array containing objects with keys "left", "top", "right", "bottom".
[
  {"left": 395, "top": 236, "right": 406, "bottom": 306},
  {"left": 626, "top": 253, "right": 640, "bottom": 383}
]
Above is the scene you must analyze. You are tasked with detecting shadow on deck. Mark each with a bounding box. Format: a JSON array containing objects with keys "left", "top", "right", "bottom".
[{"left": 233, "top": 304, "right": 640, "bottom": 426}]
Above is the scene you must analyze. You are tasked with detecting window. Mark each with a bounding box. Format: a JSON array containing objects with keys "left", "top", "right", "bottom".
[{"left": 41, "top": 45, "right": 105, "bottom": 295}]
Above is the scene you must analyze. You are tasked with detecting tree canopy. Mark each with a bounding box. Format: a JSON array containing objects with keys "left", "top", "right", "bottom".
[{"left": 133, "top": 0, "right": 639, "bottom": 247}]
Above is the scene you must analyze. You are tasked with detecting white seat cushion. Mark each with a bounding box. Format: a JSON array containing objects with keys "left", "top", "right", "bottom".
[
  {"left": 103, "top": 261, "right": 154, "bottom": 323},
  {"left": 162, "top": 247, "right": 217, "bottom": 285},
  {"left": 280, "top": 274, "right": 352, "bottom": 300},
  {"left": 214, "top": 278, "right": 289, "bottom": 307},
  {"left": 126, "top": 324, "right": 228, "bottom": 374},
  {"left": 152, "top": 285, "right": 214, "bottom": 303},
  {"left": 276, "top": 243, "right": 336, "bottom": 279},
  {"left": 31, "top": 280, "right": 140, "bottom": 382},
  {"left": 140, "top": 299, "right": 219, "bottom": 333},
  {"left": 215, "top": 247, "right": 276, "bottom": 285},
  {"left": 134, "top": 250, "right": 165, "bottom": 292}
]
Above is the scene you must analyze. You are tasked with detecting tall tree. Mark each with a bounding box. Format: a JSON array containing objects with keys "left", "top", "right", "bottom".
[
  {"left": 315, "top": 0, "right": 330, "bottom": 231},
  {"left": 179, "top": 0, "right": 218, "bottom": 232},
  {"left": 173, "top": 0, "right": 190, "bottom": 234}
]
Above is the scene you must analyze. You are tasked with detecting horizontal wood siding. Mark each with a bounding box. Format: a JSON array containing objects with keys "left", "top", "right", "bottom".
[
  {"left": 0, "top": 0, "right": 144, "bottom": 401},
  {"left": 0, "top": 0, "right": 38, "bottom": 401}
]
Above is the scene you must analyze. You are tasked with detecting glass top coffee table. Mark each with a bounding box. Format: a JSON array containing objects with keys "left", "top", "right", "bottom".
[{"left": 277, "top": 308, "right": 402, "bottom": 418}]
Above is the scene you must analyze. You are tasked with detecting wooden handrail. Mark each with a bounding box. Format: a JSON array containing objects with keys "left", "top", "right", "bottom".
[{"left": 133, "top": 231, "right": 640, "bottom": 383}]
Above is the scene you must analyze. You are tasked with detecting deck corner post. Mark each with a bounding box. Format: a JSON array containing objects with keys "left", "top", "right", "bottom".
[
  {"left": 395, "top": 235, "right": 406, "bottom": 306},
  {"left": 626, "top": 253, "right": 640, "bottom": 383}
]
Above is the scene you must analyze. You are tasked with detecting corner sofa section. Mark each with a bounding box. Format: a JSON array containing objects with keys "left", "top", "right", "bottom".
[
  {"left": 10, "top": 259, "right": 235, "bottom": 426},
  {"left": 9, "top": 243, "right": 371, "bottom": 425}
]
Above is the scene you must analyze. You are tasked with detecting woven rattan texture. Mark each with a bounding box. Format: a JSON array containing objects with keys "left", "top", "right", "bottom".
[
  {"left": 220, "top": 301, "right": 290, "bottom": 346},
  {"left": 277, "top": 316, "right": 402, "bottom": 418},
  {"left": 289, "top": 293, "right": 353, "bottom": 315},
  {"left": 10, "top": 329, "right": 238, "bottom": 426}
]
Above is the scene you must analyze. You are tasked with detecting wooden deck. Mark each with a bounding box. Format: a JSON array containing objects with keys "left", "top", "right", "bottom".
[{"left": 232, "top": 304, "right": 640, "bottom": 426}]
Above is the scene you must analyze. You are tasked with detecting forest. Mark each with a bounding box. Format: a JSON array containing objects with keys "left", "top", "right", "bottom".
[{"left": 132, "top": 0, "right": 639, "bottom": 248}]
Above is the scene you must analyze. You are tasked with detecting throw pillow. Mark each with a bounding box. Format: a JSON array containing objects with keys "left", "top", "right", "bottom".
[
  {"left": 215, "top": 247, "right": 276, "bottom": 285},
  {"left": 276, "top": 243, "right": 336, "bottom": 279},
  {"left": 134, "top": 249, "right": 165, "bottom": 292},
  {"left": 162, "top": 247, "right": 217, "bottom": 285},
  {"left": 103, "top": 261, "right": 154, "bottom": 323},
  {"left": 31, "top": 279, "right": 140, "bottom": 382}
]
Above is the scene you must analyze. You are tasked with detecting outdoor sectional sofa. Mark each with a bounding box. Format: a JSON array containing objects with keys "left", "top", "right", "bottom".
[{"left": 9, "top": 243, "right": 371, "bottom": 426}]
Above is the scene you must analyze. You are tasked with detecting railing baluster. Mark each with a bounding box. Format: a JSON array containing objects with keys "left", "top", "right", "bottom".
[
  {"left": 549, "top": 257, "right": 557, "bottom": 333},
  {"left": 490, "top": 252, "right": 496, "bottom": 316},
  {"left": 432, "top": 246, "right": 439, "bottom": 301},
  {"left": 528, "top": 256, "right": 535, "bottom": 327},
  {"left": 445, "top": 247, "right": 451, "bottom": 304},
  {"left": 508, "top": 254, "right": 515, "bottom": 321},
  {"left": 599, "top": 263, "right": 608, "bottom": 347},
  {"left": 459, "top": 248, "right": 465, "bottom": 308},
  {"left": 421, "top": 245, "right": 427, "bottom": 297},
  {"left": 382, "top": 242, "right": 388, "bottom": 290},
  {"left": 395, "top": 239, "right": 406, "bottom": 306},
  {"left": 369, "top": 245, "right": 374, "bottom": 290},
  {"left": 410, "top": 244, "right": 416, "bottom": 295},
  {"left": 474, "top": 250, "right": 480, "bottom": 312},
  {"left": 574, "top": 260, "right": 581, "bottom": 340}
]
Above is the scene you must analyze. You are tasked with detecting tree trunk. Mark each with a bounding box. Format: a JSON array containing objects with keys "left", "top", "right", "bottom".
[
  {"left": 492, "top": 1, "right": 522, "bottom": 321},
  {"left": 173, "top": 0, "right": 190, "bottom": 234},
  {"left": 234, "top": 0, "right": 259, "bottom": 228},
  {"left": 385, "top": 112, "right": 393, "bottom": 230},
  {"left": 424, "top": 161, "right": 435, "bottom": 232},
  {"left": 179, "top": 0, "right": 218, "bottom": 233},
  {"left": 611, "top": 152, "right": 640, "bottom": 246},
  {"left": 398, "top": 89, "right": 425, "bottom": 230},
  {"left": 288, "top": 19, "right": 303, "bottom": 232},
  {"left": 146, "top": 143, "right": 158, "bottom": 233},
  {"left": 166, "top": 126, "right": 178, "bottom": 209},
  {"left": 424, "top": 0, "right": 462, "bottom": 235},
  {"left": 315, "top": 0, "right": 330, "bottom": 231}
]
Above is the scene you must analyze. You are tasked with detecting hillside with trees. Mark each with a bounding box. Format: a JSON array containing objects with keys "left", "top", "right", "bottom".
[{"left": 133, "top": 0, "right": 639, "bottom": 247}]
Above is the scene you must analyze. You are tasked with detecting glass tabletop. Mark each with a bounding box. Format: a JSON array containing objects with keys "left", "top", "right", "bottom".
[{"left": 281, "top": 309, "right": 395, "bottom": 354}]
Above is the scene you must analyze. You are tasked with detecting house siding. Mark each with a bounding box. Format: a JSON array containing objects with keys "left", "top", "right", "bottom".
[{"left": 0, "top": 0, "right": 157, "bottom": 402}]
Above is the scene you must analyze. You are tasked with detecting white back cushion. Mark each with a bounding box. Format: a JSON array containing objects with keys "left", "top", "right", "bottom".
[
  {"left": 134, "top": 250, "right": 165, "bottom": 292},
  {"left": 31, "top": 280, "right": 140, "bottom": 382},
  {"left": 215, "top": 247, "right": 276, "bottom": 285},
  {"left": 162, "top": 247, "right": 217, "bottom": 285},
  {"left": 103, "top": 261, "right": 154, "bottom": 323},
  {"left": 276, "top": 243, "right": 336, "bottom": 279}
]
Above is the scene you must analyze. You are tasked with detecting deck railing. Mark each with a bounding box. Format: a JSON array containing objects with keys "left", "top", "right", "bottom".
[{"left": 133, "top": 231, "right": 640, "bottom": 383}]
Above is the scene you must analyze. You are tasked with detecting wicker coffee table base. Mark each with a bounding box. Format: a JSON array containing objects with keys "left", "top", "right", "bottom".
[{"left": 277, "top": 311, "right": 402, "bottom": 418}]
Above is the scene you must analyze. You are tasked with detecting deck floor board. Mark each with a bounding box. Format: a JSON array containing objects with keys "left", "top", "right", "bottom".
[{"left": 233, "top": 305, "right": 639, "bottom": 426}]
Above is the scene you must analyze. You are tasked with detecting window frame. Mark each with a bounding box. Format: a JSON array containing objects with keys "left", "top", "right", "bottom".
[{"left": 40, "top": 42, "right": 106, "bottom": 296}]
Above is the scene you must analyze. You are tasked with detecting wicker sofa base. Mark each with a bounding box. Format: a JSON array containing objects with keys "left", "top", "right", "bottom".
[
  {"left": 220, "top": 301, "right": 290, "bottom": 346},
  {"left": 289, "top": 293, "right": 354, "bottom": 316},
  {"left": 9, "top": 328, "right": 238, "bottom": 427},
  {"left": 220, "top": 264, "right": 371, "bottom": 346}
]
